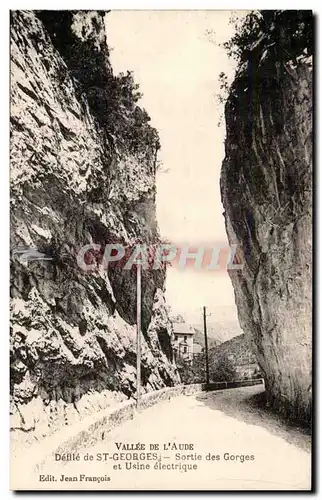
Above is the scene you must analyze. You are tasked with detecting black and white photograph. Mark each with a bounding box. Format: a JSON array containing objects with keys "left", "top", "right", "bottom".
[{"left": 9, "top": 9, "right": 313, "bottom": 491}]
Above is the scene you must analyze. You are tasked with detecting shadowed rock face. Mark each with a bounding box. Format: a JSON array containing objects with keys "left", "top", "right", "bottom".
[
  {"left": 221, "top": 13, "right": 312, "bottom": 424},
  {"left": 10, "top": 10, "right": 179, "bottom": 443}
]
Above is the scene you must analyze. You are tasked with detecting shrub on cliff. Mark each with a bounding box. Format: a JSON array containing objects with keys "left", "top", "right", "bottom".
[
  {"left": 223, "top": 10, "right": 313, "bottom": 64},
  {"left": 37, "top": 11, "right": 160, "bottom": 157}
]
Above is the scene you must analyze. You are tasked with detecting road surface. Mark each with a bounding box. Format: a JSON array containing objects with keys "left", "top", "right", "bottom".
[{"left": 45, "top": 385, "right": 311, "bottom": 490}]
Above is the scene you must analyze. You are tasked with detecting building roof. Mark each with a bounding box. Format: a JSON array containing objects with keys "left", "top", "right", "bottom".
[{"left": 173, "top": 322, "right": 195, "bottom": 335}]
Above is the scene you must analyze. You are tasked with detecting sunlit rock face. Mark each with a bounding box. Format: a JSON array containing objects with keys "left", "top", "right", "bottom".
[
  {"left": 10, "top": 10, "right": 179, "bottom": 444},
  {"left": 221, "top": 12, "right": 312, "bottom": 424}
]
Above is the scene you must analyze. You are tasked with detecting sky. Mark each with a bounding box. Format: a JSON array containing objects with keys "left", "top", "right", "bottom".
[{"left": 105, "top": 11, "right": 247, "bottom": 332}]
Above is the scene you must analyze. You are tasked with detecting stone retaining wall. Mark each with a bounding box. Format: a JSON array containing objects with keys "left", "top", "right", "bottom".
[{"left": 33, "top": 379, "right": 264, "bottom": 471}]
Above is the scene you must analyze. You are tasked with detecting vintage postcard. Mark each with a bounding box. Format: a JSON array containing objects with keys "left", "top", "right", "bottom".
[{"left": 10, "top": 9, "right": 313, "bottom": 491}]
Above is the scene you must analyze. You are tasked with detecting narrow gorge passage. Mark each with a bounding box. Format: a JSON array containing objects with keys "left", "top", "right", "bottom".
[{"left": 10, "top": 9, "right": 313, "bottom": 492}]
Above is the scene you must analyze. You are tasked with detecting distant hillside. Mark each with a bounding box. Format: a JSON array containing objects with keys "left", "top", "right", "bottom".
[
  {"left": 210, "top": 333, "right": 256, "bottom": 364},
  {"left": 192, "top": 308, "right": 242, "bottom": 344},
  {"left": 177, "top": 332, "right": 262, "bottom": 384},
  {"left": 169, "top": 305, "right": 242, "bottom": 345},
  {"left": 209, "top": 333, "right": 261, "bottom": 379},
  {"left": 193, "top": 327, "right": 221, "bottom": 350},
  {"left": 170, "top": 309, "right": 243, "bottom": 353}
]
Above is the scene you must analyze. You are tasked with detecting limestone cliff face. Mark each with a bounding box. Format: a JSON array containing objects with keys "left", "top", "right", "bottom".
[
  {"left": 221, "top": 12, "right": 312, "bottom": 423},
  {"left": 10, "top": 10, "right": 179, "bottom": 444}
]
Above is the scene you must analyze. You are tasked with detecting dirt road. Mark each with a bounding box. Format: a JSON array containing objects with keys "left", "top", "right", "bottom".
[{"left": 41, "top": 385, "right": 312, "bottom": 491}]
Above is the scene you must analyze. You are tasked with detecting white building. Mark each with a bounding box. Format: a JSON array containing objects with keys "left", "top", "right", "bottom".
[
  {"left": 193, "top": 342, "right": 203, "bottom": 355},
  {"left": 173, "top": 322, "right": 194, "bottom": 362}
]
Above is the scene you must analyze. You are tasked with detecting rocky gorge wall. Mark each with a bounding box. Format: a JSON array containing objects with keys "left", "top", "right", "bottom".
[
  {"left": 221, "top": 11, "right": 313, "bottom": 424},
  {"left": 10, "top": 10, "right": 179, "bottom": 445}
]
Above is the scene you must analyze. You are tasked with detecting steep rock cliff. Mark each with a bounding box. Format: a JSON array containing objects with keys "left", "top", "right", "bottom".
[
  {"left": 221, "top": 11, "right": 312, "bottom": 423},
  {"left": 10, "top": 10, "right": 179, "bottom": 444}
]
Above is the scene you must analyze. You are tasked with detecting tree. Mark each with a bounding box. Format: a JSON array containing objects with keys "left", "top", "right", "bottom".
[
  {"left": 222, "top": 10, "right": 313, "bottom": 64},
  {"left": 211, "top": 352, "right": 238, "bottom": 382},
  {"left": 37, "top": 12, "right": 160, "bottom": 157},
  {"left": 176, "top": 352, "right": 207, "bottom": 384}
]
